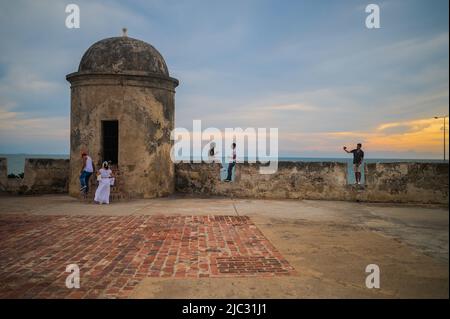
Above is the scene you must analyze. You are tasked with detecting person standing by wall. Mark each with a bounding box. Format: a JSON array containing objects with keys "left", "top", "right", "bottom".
[
  {"left": 224, "top": 143, "right": 236, "bottom": 182},
  {"left": 343, "top": 143, "right": 365, "bottom": 185},
  {"left": 80, "top": 152, "right": 94, "bottom": 194}
]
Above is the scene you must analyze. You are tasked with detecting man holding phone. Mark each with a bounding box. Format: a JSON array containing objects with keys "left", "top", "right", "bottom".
[{"left": 343, "top": 143, "right": 365, "bottom": 185}]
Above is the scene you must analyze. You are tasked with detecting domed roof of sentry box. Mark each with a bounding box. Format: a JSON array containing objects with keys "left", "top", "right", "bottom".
[{"left": 78, "top": 36, "right": 169, "bottom": 76}]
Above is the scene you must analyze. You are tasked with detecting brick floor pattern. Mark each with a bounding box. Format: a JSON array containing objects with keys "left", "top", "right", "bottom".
[{"left": 0, "top": 214, "right": 294, "bottom": 299}]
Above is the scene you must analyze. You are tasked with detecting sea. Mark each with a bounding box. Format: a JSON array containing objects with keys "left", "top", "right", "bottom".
[{"left": 1, "top": 154, "right": 447, "bottom": 184}]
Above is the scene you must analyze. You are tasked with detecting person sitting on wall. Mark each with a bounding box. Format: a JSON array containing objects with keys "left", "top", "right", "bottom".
[
  {"left": 94, "top": 161, "right": 114, "bottom": 204},
  {"left": 343, "top": 143, "right": 365, "bottom": 185},
  {"left": 80, "top": 152, "right": 95, "bottom": 194},
  {"left": 208, "top": 142, "right": 219, "bottom": 163},
  {"left": 224, "top": 142, "right": 236, "bottom": 182}
]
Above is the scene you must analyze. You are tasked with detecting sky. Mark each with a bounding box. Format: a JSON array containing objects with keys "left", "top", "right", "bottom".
[{"left": 0, "top": 0, "right": 448, "bottom": 159}]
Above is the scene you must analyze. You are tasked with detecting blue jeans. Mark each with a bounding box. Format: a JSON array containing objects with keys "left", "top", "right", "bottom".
[
  {"left": 80, "top": 171, "right": 93, "bottom": 193},
  {"left": 226, "top": 162, "right": 235, "bottom": 181}
]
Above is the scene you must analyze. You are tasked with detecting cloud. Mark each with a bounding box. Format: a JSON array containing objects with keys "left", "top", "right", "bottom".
[
  {"left": 0, "top": 0, "right": 448, "bottom": 158},
  {"left": 262, "top": 103, "right": 317, "bottom": 112},
  {"left": 278, "top": 117, "right": 448, "bottom": 158},
  {"left": 0, "top": 66, "right": 63, "bottom": 95},
  {"left": 0, "top": 105, "right": 69, "bottom": 144},
  {"left": 0, "top": 104, "right": 18, "bottom": 120},
  {"left": 376, "top": 119, "right": 434, "bottom": 135}
]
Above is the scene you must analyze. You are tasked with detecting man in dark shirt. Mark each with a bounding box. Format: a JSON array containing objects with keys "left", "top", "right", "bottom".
[{"left": 343, "top": 143, "right": 365, "bottom": 185}]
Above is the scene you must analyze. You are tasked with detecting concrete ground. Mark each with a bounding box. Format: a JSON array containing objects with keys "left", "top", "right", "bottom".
[{"left": 0, "top": 194, "right": 448, "bottom": 298}]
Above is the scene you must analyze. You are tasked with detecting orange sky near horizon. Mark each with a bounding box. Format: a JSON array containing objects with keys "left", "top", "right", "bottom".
[
  {"left": 323, "top": 117, "right": 448, "bottom": 157},
  {"left": 168, "top": 116, "right": 450, "bottom": 158},
  {"left": 273, "top": 116, "right": 449, "bottom": 158}
]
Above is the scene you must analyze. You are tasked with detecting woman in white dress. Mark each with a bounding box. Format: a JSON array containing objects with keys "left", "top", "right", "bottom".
[{"left": 94, "top": 161, "right": 114, "bottom": 204}]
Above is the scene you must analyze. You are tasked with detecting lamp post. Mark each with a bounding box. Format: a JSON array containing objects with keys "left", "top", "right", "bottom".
[{"left": 434, "top": 115, "right": 448, "bottom": 161}]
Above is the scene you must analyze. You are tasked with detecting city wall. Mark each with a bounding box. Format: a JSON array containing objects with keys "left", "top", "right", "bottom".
[{"left": 1, "top": 158, "right": 447, "bottom": 204}]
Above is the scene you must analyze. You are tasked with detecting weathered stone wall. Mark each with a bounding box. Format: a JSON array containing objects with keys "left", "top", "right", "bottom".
[
  {"left": 0, "top": 158, "right": 69, "bottom": 194},
  {"left": 175, "top": 161, "right": 449, "bottom": 204},
  {"left": 67, "top": 74, "right": 176, "bottom": 198},
  {"left": 0, "top": 158, "right": 7, "bottom": 192},
  {"left": 361, "top": 162, "right": 449, "bottom": 204},
  {"left": 1, "top": 157, "right": 447, "bottom": 204},
  {"left": 22, "top": 159, "right": 70, "bottom": 194},
  {"left": 175, "top": 162, "right": 348, "bottom": 200}
]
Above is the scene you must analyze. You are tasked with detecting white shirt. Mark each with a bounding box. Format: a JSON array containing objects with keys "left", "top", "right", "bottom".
[{"left": 84, "top": 156, "right": 94, "bottom": 173}]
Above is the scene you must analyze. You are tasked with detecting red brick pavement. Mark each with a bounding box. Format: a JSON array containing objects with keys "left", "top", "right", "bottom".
[{"left": 0, "top": 214, "right": 295, "bottom": 298}]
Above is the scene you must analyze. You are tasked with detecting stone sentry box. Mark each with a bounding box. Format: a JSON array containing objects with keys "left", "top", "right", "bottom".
[{"left": 66, "top": 35, "right": 179, "bottom": 198}]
